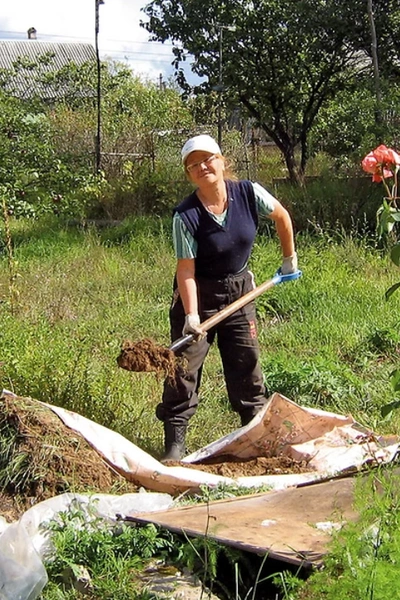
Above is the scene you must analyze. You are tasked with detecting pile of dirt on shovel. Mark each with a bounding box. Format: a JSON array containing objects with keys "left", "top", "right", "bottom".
[
  {"left": 117, "top": 338, "right": 179, "bottom": 378},
  {"left": 0, "top": 394, "right": 139, "bottom": 522}
]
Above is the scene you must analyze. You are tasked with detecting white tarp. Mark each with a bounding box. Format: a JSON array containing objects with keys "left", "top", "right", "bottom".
[
  {"left": 184, "top": 393, "right": 400, "bottom": 488},
  {"left": 2, "top": 390, "right": 399, "bottom": 494}
]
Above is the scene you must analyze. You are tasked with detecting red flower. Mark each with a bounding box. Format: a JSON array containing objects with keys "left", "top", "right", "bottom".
[
  {"left": 374, "top": 145, "right": 400, "bottom": 165},
  {"left": 362, "top": 144, "right": 400, "bottom": 183}
]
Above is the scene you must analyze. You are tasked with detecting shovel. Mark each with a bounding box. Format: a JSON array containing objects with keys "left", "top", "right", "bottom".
[
  {"left": 170, "top": 269, "right": 302, "bottom": 352},
  {"left": 117, "top": 269, "right": 301, "bottom": 375}
]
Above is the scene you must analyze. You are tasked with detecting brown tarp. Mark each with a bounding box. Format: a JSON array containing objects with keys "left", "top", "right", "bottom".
[{"left": 128, "top": 476, "right": 359, "bottom": 567}]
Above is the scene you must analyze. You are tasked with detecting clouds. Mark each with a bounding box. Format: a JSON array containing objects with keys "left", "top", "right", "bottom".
[{"left": 0, "top": 0, "right": 198, "bottom": 83}]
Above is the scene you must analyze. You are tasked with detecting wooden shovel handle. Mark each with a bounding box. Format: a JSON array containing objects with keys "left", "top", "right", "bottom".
[
  {"left": 199, "top": 276, "right": 278, "bottom": 332},
  {"left": 169, "top": 270, "right": 301, "bottom": 353}
]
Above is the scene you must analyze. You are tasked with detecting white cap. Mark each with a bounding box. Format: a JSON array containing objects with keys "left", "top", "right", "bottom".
[{"left": 181, "top": 134, "right": 221, "bottom": 164}]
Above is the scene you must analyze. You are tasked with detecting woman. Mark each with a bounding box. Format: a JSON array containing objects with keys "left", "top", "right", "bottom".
[{"left": 156, "top": 134, "right": 298, "bottom": 461}]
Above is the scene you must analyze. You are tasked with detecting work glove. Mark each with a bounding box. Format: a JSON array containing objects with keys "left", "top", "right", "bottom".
[
  {"left": 182, "top": 313, "right": 206, "bottom": 340},
  {"left": 281, "top": 252, "right": 298, "bottom": 275}
]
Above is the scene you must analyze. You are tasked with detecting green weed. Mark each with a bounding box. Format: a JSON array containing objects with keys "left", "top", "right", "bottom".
[
  {"left": 294, "top": 466, "right": 400, "bottom": 600},
  {"left": 42, "top": 500, "right": 178, "bottom": 599},
  {"left": 177, "top": 482, "right": 272, "bottom": 506}
]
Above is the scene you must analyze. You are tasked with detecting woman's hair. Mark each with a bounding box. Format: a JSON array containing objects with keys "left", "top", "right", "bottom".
[{"left": 221, "top": 155, "right": 238, "bottom": 181}]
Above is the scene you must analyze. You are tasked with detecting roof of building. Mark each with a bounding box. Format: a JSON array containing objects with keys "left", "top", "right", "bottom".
[{"left": 0, "top": 40, "right": 96, "bottom": 100}]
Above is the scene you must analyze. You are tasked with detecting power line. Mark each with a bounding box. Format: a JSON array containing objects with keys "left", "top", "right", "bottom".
[
  {"left": 102, "top": 53, "right": 174, "bottom": 64},
  {"left": 0, "top": 29, "right": 189, "bottom": 64},
  {"left": 99, "top": 48, "right": 175, "bottom": 60},
  {"left": 0, "top": 28, "right": 194, "bottom": 70},
  {"left": 0, "top": 28, "right": 176, "bottom": 47}
]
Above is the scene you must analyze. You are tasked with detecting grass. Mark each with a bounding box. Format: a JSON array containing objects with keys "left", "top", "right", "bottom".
[
  {"left": 1, "top": 215, "right": 400, "bottom": 459},
  {"left": 2, "top": 219, "right": 400, "bottom": 600},
  {"left": 293, "top": 464, "right": 400, "bottom": 600},
  {"left": 252, "top": 233, "right": 400, "bottom": 430}
]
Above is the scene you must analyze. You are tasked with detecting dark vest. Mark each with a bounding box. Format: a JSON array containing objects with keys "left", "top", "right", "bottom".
[{"left": 174, "top": 180, "right": 258, "bottom": 278}]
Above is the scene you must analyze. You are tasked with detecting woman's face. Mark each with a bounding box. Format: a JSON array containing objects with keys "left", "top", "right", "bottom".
[{"left": 185, "top": 151, "right": 224, "bottom": 185}]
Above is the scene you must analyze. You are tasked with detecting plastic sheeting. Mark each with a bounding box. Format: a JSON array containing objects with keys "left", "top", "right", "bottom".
[
  {"left": 0, "top": 388, "right": 399, "bottom": 598},
  {"left": 2, "top": 389, "right": 399, "bottom": 494},
  {"left": 37, "top": 392, "right": 400, "bottom": 492},
  {"left": 0, "top": 522, "right": 48, "bottom": 600},
  {"left": 183, "top": 393, "right": 400, "bottom": 488}
]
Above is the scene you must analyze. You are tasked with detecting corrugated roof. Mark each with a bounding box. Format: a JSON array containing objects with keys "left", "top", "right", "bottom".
[{"left": 0, "top": 40, "right": 96, "bottom": 100}]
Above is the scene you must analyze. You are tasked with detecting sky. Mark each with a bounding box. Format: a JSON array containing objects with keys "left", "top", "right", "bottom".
[{"left": 0, "top": 0, "right": 200, "bottom": 86}]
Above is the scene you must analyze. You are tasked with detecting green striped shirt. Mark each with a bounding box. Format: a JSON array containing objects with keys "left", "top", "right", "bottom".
[{"left": 172, "top": 181, "right": 276, "bottom": 259}]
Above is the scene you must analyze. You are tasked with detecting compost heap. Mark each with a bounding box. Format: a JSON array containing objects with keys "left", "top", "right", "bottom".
[{"left": 0, "top": 395, "right": 140, "bottom": 522}]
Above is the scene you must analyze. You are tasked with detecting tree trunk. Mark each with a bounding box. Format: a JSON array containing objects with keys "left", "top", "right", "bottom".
[
  {"left": 281, "top": 145, "right": 303, "bottom": 185},
  {"left": 239, "top": 95, "right": 304, "bottom": 184}
]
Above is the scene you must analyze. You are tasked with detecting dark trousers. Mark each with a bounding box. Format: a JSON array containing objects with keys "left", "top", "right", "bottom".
[{"left": 156, "top": 270, "right": 268, "bottom": 426}]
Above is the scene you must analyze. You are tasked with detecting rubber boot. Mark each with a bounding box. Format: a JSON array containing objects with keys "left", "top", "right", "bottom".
[
  {"left": 240, "top": 410, "right": 257, "bottom": 427},
  {"left": 161, "top": 422, "right": 187, "bottom": 462}
]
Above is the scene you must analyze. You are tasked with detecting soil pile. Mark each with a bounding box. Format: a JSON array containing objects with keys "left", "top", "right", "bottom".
[
  {"left": 168, "top": 455, "right": 313, "bottom": 478},
  {"left": 0, "top": 394, "right": 139, "bottom": 522}
]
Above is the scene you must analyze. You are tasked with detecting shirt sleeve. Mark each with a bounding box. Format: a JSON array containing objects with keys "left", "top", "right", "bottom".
[
  {"left": 252, "top": 182, "right": 277, "bottom": 217},
  {"left": 172, "top": 213, "right": 198, "bottom": 259}
]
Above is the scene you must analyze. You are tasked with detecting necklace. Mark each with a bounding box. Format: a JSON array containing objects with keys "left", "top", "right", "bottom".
[
  {"left": 202, "top": 197, "right": 228, "bottom": 215},
  {"left": 204, "top": 200, "right": 228, "bottom": 215}
]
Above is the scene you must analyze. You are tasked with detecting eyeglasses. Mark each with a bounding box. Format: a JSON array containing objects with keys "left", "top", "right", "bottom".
[{"left": 186, "top": 154, "right": 218, "bottom": 173}]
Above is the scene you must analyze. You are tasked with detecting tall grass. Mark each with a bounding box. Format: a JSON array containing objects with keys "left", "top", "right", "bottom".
[{"left": 1, "top": 215, "right": 400, "bottom": 461}]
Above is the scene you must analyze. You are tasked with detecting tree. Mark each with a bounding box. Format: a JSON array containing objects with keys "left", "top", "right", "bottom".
[
  {"left": 0, "top": 60, "right": 197, "bottom": 219},
  {"left": 0, "top": 92, "right": 61, "bottom": 217},
  {"left": 311, "top": 78, "right": 400, "bottom": 168},
  {"left": 350, "top": 0, "right": 400, "bottom": 80},
  {"left": 142, "top": 0, "right": 370, "bottom": 182}
]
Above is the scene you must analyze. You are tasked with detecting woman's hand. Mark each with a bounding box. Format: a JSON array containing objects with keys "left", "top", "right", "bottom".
[
  {"left": 281, "top": 252, "right": 298, "bottom": 274},
  {"left": 182, "top": 313, "right": 206, "bottom": 340}
]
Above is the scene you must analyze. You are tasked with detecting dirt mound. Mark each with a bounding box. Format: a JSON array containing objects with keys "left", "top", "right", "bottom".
[
  {"left": 195, "top": 455, "right": 311, "bottom": 477},
  {"left": 0, "top": 394, "right": 139, "bottom": 522},
  {"left": 167, "top": 455, "right": 312, "bottom": 478}
]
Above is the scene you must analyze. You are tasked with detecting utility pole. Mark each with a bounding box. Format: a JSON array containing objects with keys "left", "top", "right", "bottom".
[
  {"left": 95, "top": 0, "right": 104, "bottom": 173},
  {"left": 367, "top": 0, "right": 382, "bottom": 128},
  {"left": 217, "top": 26, "right": 223, "bottom": 149}
]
